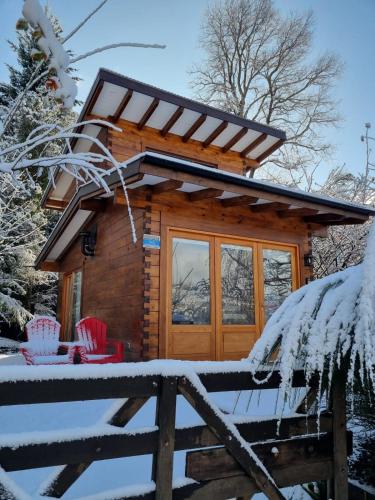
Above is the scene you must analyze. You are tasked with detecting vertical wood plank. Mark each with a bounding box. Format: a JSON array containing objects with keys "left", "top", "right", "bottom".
[
  {"left": 153, "top": 377, "right": 177, "bottom": 500},
  {"left": 332, "top": 371, "right": 348, "bottom": 500}
]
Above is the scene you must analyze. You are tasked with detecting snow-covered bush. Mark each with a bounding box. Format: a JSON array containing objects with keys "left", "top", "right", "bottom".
[{"left": 247, "top": 221, "right": 375, "bottom": 410}]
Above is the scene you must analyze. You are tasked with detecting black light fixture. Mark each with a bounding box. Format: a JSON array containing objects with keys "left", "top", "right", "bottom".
[
  {"left": 304, "top": 252, "right": 313, "bottom": 267},
  {"left": 80, "top": 225, "right": 97, "bottom": 256}
]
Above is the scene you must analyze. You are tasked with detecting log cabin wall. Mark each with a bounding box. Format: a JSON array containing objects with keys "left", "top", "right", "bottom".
[
  {"left": 58, "top": 202, "right": 145, "bottom": 360},
  {"left": 126, "top": 188, "right": 314, "bottom": 360},
  {"left": 108, "top": 120, "right": 253, "bottom": 175}
]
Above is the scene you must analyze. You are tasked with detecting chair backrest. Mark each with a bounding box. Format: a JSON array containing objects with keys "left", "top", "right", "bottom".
[
  {"left": 25, "top": 316, "right": 61, "bottom": 355},
  {"left": 75, "top": 317, "right": 107, "bottom": 354}
]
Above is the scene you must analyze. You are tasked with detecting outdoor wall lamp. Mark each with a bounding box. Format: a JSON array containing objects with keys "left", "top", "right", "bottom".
[
  {"left": 80, "top": 225, "right": 97, "bottom": 257},
  {"left": 304, "top": 252, "right": 314, "bottom": 267}
]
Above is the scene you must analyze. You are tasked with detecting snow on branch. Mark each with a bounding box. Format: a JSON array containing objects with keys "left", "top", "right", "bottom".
[
  {"left": 247, "top": 221, "right": 375, "bottom": 412},
  {"left": 19, "top": 0, "right": 165, "bottom": 110},
  {"left": 22, "top": 0, "right": 77, "bottom": 108}
]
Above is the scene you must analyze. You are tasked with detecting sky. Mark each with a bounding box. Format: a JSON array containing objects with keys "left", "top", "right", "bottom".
[{"left": 1, "top": 0, "right": 374, "bottom": 182}]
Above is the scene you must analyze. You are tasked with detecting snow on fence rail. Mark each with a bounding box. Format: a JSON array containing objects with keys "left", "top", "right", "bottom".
[{"left": 0, "top": 361, "right": 350, "bottom": 500}]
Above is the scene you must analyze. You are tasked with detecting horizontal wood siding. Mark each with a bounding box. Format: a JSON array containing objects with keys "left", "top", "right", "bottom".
[
  {"left": 109, "top": 120, "right": 253, "bottom": 175},
  {"left": 58, "top": 203, "right": 145, "bottom": 360}
]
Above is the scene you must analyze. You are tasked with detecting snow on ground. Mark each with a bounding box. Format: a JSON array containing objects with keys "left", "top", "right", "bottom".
[
  {"left": 0, "top": 359, "right": 309, "bottom": 499},
  {"left": 0, "top": 337, "right": 19, "bottom": 349}
]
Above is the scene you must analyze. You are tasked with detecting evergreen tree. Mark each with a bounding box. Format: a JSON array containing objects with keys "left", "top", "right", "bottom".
[{"left": 0, "top": 11, "right": 75, "bottom": 335}]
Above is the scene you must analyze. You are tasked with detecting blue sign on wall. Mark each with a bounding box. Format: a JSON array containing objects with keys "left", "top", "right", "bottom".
[{"left": 143, "top": 234, "right": 161, "bottom": 249}]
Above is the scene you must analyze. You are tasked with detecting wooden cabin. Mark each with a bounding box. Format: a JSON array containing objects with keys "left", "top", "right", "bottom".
[{"left": 36, "top": 68, "right": 375, "bottom": 361}]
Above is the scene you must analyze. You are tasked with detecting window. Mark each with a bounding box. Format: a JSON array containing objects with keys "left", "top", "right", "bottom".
[
  {"left": 172, "top": 237, "right": 211, "bottom": 325},
  {"left": 61, "top": 270, "right": 82, "bottom": 341},
  {"left": 166, "top": 229, "right": 299, "bottom": 360},
  {"left": 262, "top": 248, "right": 293, "bottom": 322},
  {"left": 221, "top": 243, "right": 255, "bottom": 325}
]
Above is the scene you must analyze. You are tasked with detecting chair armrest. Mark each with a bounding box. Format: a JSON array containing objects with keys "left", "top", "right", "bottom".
[
  {"left": 106, "top": 339, "right": 124, "bottom": 360},
  {"left": 19, "top": 345, "right": 36, "bottom": 365}
]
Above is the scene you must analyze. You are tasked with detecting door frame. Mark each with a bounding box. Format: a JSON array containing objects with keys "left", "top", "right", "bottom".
[{"left": 162, "top": 226, "right": 300, "bottom": 360}]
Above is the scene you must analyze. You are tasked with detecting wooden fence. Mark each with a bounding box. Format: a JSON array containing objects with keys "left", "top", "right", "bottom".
[{"left": 0, "top": 365, "right": 350, "bottom": 500}]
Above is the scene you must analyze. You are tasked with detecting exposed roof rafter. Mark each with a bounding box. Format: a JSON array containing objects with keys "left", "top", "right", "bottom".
[
  {"left": 240, "top": 133, "right": 267, "bottom": 158},
  {"left": 182, "top": 114, "right": 207, "bottom": 143},
  {"left": 251, "top": 202, "right": 290, "bottom": 213},
  {"left": 110, "top": 89, "right": 133, "bottom": 123},
  {"left": 221, "top": 195, "right": 259, "bottom": 207},
  {"left": 256, "top": 139, "right": 284, "bottom": 163},
  {"left": 222, "top": 127, "right": 248, "bottom": 153},
  {"left": 160, "top": 106, "right": 184, "bottom": 137},
  {"left": 137, "top": 98, "right": 160, "bottom": 130},
  {"left": 203, "top": 121, "right": 228, "bottom": 148},
  {"left": 189, "top": 188, "right": 224, "bottom": 202}
]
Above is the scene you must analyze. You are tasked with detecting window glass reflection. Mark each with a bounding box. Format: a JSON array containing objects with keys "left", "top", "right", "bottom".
[
  {"left": 221, "top": 244, "right": 255, "bottom": 325},
  {"left": 172, "top": 238, "right": 210, "bottom": 325},
  {"left": 263, "top": 249, "right": 292, "bottom": 321}
]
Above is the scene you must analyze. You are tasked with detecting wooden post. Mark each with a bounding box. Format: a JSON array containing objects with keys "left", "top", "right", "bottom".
[
  {"left": 178, "top": 376, "right": 285, "bottom": 500},
  {"left": 332, "top": 371, "right": 348, "bottom": 500},
  {"left": 153, "top": 377, "right": 177, "bottom": 500}
]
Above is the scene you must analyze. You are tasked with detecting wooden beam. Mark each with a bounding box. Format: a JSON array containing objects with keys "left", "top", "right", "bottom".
[
  {"left": 85, "top": 79, "right": 104, "bottom": 117},
  {"left": 153, "top": 378, "right": 177, "bottom": 500},
  {"left": 178, "top": 377, "right": 285, "bottom": 499},
  {"left": 251, "top": 202, "right": 290, "bottom": 213},
  {"left": 303, "top": 214, "right": 345, "bottom": 223},
  {"left": 278, "top": 208, "right": 319, "bottom": 218},
  {"left": 110, "top": 89, "right": 133, "bottom": 123},
  {"left": 189, "top": 188, "right": 224, "bottom": 202},
  {"left": 160, "top": 106, "right": 184, "bottom": 136},
  {"left": 2, "top": 414, "right": 333, "bottom": 474},
  {"left": 182, "top": 114, "right": 207, "bottom": 143},
  {"left": 137, "top": 98, "right": 160, "bottom": 130},
  {"left": 320, "top": 218, "right": 366, "bottom": 226},
  {"left": 0, "top": 369, "right": 313, "bottom": 407},
  {"left": 39, "top": 261, "right": 60, "bottom": 272},
  {"left": 45, "top": 199, "right": 68, "bottom": 210},
  {"left": 151, "top": 180, "right": 183, "bottom": 195},
  {"left": 221, "top": 195, "right": 259, "bottom": 208},
  {"left": 41, "top": 397, "right": 149, "bottom": 498},
  {"left": 222, "top": 127, "right": 248, "bottom": 153},
  {"left": 256, "top": 139, "right": 284, "bottom": 163},
  {"left": 240, "top": 133, "right": 267, "bottom": 158},
  {"left": 79, "top": 199, "right": 106, "bottom": 212},
  {"left": 186, "top": 433, "right": 338, "bottom": 482},
  {"left": 203, "top": 121, "right": 228, "bottom": 147}
]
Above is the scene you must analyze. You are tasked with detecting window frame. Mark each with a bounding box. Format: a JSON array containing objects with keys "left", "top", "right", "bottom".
[{"left": 61, "top": 268, "right": 83, "bottom": 341}]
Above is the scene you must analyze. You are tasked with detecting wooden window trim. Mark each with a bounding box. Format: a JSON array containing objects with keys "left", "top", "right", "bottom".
[{"left": 61, "top": 268, "right": 83, "bottom": 341}]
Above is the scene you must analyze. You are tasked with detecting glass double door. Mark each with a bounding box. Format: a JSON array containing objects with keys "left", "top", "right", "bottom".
[{"left": 167, "top": 229, "right": 298, "bottom": 360}]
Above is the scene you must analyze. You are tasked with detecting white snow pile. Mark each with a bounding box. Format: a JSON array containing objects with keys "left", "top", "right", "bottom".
[
  {"left": 247, "top": 221, "right": 375, "bottom": 407},
  {"left": 22, "top": 0, "right": 77, "bottom": 108}
]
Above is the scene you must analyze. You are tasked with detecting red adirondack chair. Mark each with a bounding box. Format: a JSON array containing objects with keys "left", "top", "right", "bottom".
[
  {"left": 75, "top": 317, "right": 124, "bottom": 363},
  {"left": 19, "top": 316, "right": 69, "bottom": 365}
]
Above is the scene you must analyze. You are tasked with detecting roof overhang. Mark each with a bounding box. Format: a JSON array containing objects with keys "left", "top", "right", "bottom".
[
  {"left": 42, "top": 68, "right": 287, "bottom": 207},
  {"left": 36, "top": 152, "right": 375, "bottom": 269}
]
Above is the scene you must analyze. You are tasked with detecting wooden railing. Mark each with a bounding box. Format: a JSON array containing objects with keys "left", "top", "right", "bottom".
[{"left": 0, "top": 363, "right": 350, "bottom": 500}]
